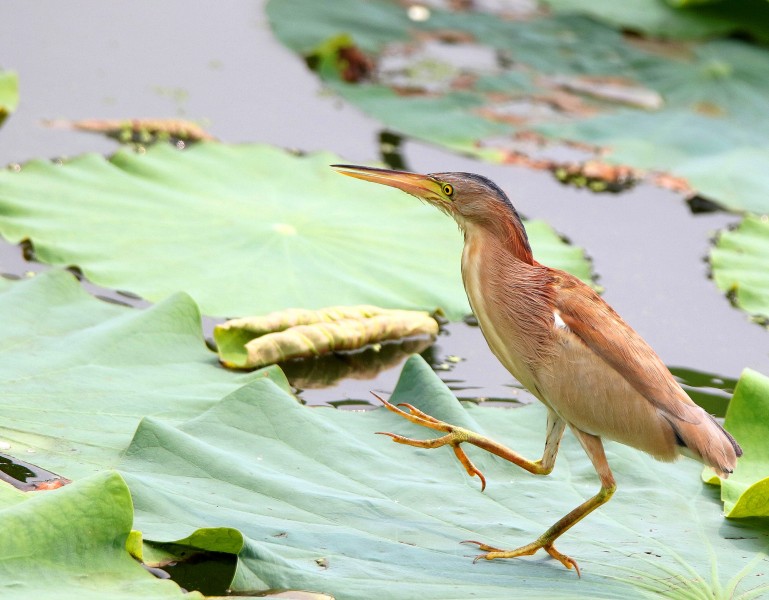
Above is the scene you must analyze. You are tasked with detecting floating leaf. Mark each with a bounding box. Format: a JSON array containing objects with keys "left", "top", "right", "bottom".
[
  {"left": 119, "top": 356, "right": 769, "bottom": 598},
  {"left": 710, "top": 215, "right": 769, "bottom": 322},
  {"left": 0, "top": 142, "right": 594, "bottom": 320},
  {"left": 45, "top": 118, "right": 215, "bottom": 144},
  {"left": 703, "top": 369, "right": 769, "bottom": 518},
  {"left": 0, "top": 471, "right": 196, "bottom": 599},
  {"left": 0, "top": 270, "right": 273, "bottom": 478},
  {"left": 268, "top": 0, "right": 769, "bottom": 212},
  {"left": 215, "top": 305, "right": 438, "bottom": 369},
  {"left": 0, "top": 69, "right": 19, "bottom": 127}
]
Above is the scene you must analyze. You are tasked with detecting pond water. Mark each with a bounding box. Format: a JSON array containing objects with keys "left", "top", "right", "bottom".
[{"left": 2, "top": 0, "right": 767, "bottom": 413}]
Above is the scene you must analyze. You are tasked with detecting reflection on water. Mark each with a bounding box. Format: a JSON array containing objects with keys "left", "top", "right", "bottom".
[
  {"left": 0, "top": 452, "right": 70, "bottom": 491},
  {"left": 282, "top": 336, "right": 434, "bottom": 390},
  {"left": 143, "top": 540, "right": 237, "bottom": 596},
  {"left": 669, "top": 366, "right": 735, "bottom": 417}
]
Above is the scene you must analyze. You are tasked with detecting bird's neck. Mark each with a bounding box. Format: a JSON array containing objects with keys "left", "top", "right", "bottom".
[{"left": 462, "top": 213, "right": 533, "bottom": 264}]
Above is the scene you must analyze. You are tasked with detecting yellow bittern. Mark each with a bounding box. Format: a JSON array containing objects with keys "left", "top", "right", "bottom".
[{"left": 332, "top": 164, "right": 742, "bottom": 576}]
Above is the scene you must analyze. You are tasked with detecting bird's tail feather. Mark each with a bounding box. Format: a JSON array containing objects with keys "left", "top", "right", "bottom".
[{"left": 667, "top": 405, "right": 742, "bottom": 478}]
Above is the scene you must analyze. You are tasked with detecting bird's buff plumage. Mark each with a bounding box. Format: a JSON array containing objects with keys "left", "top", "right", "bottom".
[{"left": 332, "top": 164, "right": 742, "bottom": 575}]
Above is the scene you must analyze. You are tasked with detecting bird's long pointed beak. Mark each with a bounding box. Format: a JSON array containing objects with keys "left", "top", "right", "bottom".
[{"left": 331, "top": 164, "right": 443, "bottom": 202}]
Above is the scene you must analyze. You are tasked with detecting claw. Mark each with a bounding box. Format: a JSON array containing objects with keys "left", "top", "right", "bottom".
[
  {"left": 452, "top": 444, "right": 486, "bottom": 491},
  {"left": 462, "top": 539, "right": 580, "bottom": 576},
  {"left": 373, "top": 391, "right": 488, "bottom": 489},
  {"left": 372, "top": 392, "right": 451, "bottom": 432}
]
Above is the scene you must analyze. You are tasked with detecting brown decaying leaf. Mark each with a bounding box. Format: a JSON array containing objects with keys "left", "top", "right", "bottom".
[
  {"left": 649, "top": 172, "right": 695, "bottom": 196},
  {"left": 622, "top": 33, "right": 694, "bottom": 61},
  {"left": 338, "top": 45, "right": 374, "bottom": 83},
  {"left": 412, "top": 28, "right": 477, "bottom": 45},
  {"left": 45, "top": 118, "right": 215, "bottom": 141},
  {"left": 547, "top": 75, "right": 664, "bottom": 110}
]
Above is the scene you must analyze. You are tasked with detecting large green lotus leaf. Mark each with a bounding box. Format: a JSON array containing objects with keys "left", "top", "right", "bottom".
[
  {"left": 0, "top": 69, "right": 18, "bottom": 127},
  {"left": 0, "top": 471, "right": 196, "bottom": 599},
  {"left": 703, "top": 369, "right": 769, "bottom": 518},
  {"left": 0, "top": 142, "right": 593, "bottom": 320},
  {"left": 0, "top": 270, "right": 278, "bottom": 479},
  {"left": 268, "top": 0, "right": 769, "bottom": 213},
  {"left": 119, "top": 356, "right": 769, "bottom": 598},
  {"left": 710, "top": 215, "right": 769, "bottom": 321},
  {"left": 544, "top": 0, "right": 769, "bottom": 43}
]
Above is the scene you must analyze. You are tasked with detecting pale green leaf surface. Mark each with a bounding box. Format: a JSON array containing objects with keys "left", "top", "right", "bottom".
[
  {"left": 0, "top": 270, "right": 277, "bottom": 478},
  {"left": 0, "top": 471, "right": 196, "bottom": 599},
  {"left": 710, "top": 215, "right": 769, "bottom": 320},
  {"left": 0, "top": 143, "right": 593, "bottom": 320},
  {"left": 268, "top": 0, "right": 769, "bottom": 212},
  {"left": 119, "top": 356, "right": 769, "bottom": 599},
  {"left": 703, "top": 369, "right": 769, "bottom": 518}
]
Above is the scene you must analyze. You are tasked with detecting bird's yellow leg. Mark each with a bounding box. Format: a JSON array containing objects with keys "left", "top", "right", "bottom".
[
  {"left": 467, "top": 429, "right": 616, "bottom": 576},
  {"left": 373, "top": 393, "right": 566, "bottom": 491}
]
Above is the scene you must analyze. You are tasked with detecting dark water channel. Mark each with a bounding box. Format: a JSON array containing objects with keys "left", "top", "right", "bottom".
[{"left": 2, "top": 0, "right": 768, "bottom": 416}]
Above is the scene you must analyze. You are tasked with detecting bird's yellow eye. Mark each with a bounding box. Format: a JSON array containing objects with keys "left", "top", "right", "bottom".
[{"left": 442, "top": 183, "right": 454, "bottom": 197}]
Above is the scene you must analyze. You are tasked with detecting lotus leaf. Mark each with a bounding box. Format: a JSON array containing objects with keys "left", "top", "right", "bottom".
[
  {"left": 0, "top": 270, "right": 276, "bottom": 478},
  {"left": 703, "top": 369, "right": 769, "bottom": 518},
  {"left": 0, "top": 471, "right": 197, "bottom": 599},
  {"left": 710, "top": 215, "right": 769, "bottom": 321},
  {"left": 119, "top": 356, "right": 769, "bottom": 598},
  {"left": 0, "top": 142, "right": 594, "bottom": 320},
  {"left": 268, "top": 0, "right": 769, "bottom": 212},
  {"left": 544, "top": 0, "right": 769, "bottom": 43}
]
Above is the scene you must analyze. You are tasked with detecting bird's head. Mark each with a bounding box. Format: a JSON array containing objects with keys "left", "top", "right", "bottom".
[{"left": 331, "top": 164, "right": 526, "bottom": 237}]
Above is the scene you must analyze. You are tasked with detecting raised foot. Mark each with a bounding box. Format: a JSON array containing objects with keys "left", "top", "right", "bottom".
[
  {"left": 462, "top": 540, "right": 581, "bottom": 577},
  {"left": 371, "top": 392, "right": 486, "bottom": 491}
]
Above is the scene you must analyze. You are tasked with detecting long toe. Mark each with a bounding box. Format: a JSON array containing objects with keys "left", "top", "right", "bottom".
[
  {"left": 463, "top": 539, "right": 578, "bottom": 574},
  {"left": 544, "top": 543, "right": 580, "bottom": 577}
]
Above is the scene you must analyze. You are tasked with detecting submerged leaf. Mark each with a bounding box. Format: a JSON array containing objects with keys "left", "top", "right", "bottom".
[
  {"left": 710, "top": 215, "right": 769, "bottom": 322},
  {"left": 119, "top": 356, "right": 769, "bottom": 598},
  {"left": 215, "top": 305, "right": 438, "bottom": 369},
  {"left": 703, "top": 369, "right": 769, "bottom": 518},
  {"left": 0, "top": 142, "right": 594, "bottom": 320}
]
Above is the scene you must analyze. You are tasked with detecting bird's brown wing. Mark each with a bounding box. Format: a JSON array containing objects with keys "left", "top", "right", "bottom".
[{"left": 551, "top": 271, "right": 699, "bottom": 423}]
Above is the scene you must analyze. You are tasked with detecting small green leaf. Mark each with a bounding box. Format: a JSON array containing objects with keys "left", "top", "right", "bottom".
[
  {"left": 703, "top": 369, "right": 769, "bottom": 518},
  {"left": 0, "top": 471, "right": 196, "bottom": 599},
  {"left": 710, "top": 215, "right": 769, "bottom": 322}
]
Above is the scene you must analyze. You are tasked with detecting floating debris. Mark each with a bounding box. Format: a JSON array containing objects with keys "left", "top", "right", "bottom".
[{"left": 215, "top": 305, "right": 439, "bottom": 369}]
